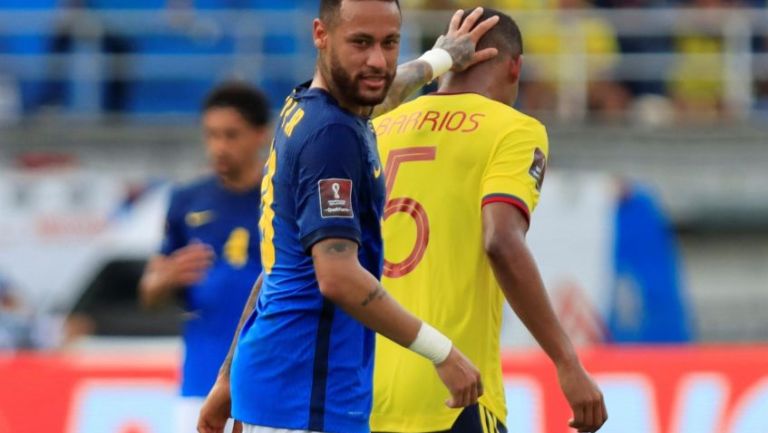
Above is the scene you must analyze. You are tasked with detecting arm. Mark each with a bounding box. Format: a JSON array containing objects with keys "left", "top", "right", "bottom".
[
  {"left": 482, "top": 203, "right": 607, "bottom": 433},
  {"left": 197, "top": 274, "right": 263, "bottom": 433},
  {"left": 138, "top": 243, "right": 213, "bottom": 309},
  {"left": 372, "top": 7, "right": 500, "bottom": 117},
  {"left": 311, "top": 238, "right": 482, "bottom": 408}
]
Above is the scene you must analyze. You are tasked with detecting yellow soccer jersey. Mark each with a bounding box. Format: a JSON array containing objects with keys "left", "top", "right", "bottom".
[{"left": 371, "top": 93, "right": 549, "bottom": 432}]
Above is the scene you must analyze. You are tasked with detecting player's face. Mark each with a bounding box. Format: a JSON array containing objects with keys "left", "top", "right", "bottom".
[
  {"left": 202, "top": 107, "right": 266, "bottom": 181},
  {"left": 321, "top": 1, "right": 401, "bottom": 107}
]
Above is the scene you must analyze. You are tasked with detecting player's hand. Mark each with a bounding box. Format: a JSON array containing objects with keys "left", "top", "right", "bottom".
[
  {"left": 434, "top": 346, "right": 483, "bottom": 408},
  {"left": 557, "top": 361, "right": 607, "bottom": 432},
  {"left": 433, "top": 7, "right": 500, "bottom": 73},
  {"left": 198, "top": 377, "right": 233, "bottom": 433},
  {"left": 165, "top": 242, "right": 214, "bottom": 287}
]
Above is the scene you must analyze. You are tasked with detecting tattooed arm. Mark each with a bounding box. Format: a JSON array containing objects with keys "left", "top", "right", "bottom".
[
  {"left": 372, "top": 7, "right": 500, "bottom": 117},
  {"left": 197, "top": 274, "right": 263, "bottom": 433},
  {"left": 312, "top": 237, "right": 483, "bottom": 407},
  {"left": 311, "top": 238, "right": 421, "bottom": 346}
]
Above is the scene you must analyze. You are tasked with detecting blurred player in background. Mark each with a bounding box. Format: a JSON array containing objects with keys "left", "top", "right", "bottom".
[
  {"left": 198, "top": 3, "right": 501, "bottom": 433},
  {"left": 138, "top": 82, "right": 270, "bottom": 433},
  {"left": 371, "top": 8, "right": 607, "bottom": 433}
]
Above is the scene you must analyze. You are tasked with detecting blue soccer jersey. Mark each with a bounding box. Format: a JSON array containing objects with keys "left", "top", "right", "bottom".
[
  {"left": 160, "top": 176, "right": 262, "bottom": 397},
  {"left": 230, "top": 83, "right": 385, "bottom": 433}
]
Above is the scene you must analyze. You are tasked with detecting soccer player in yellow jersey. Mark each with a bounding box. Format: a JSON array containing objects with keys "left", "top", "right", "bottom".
[{"left": 372, "top": 8, "right": 607, "bottom": 433}]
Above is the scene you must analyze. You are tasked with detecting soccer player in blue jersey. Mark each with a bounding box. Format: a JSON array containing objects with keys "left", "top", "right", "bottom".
[
  {"left": 197, "top": 3, "right": 500, "bottom": 433},
  {"left": 138, "top": 82, "right": 270, "bottom": 433}
]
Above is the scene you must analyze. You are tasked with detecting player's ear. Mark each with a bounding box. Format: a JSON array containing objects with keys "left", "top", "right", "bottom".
[
  {"left": 313, "top": 18, "right": 329, "bottom": 49},
  {"left": 254, "top": 126, "right": 270, "bottom": 146},
  {"left": 508, "top": 55, "right": 523, "bottom": 84}
]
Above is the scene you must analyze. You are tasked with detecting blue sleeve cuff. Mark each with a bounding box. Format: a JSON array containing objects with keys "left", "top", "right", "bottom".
[{"left": 300, "top": 226, "right": 362, "bottom": 255}]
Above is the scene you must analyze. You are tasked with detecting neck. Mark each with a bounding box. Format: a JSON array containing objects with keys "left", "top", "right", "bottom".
[
  {"left": 437, "top": 63, "right": 516, "bottom": 106},
  {"left": 218, "top": 165, "right": 261, "bottom": 192},
  {"left": 310, "top": 68, "right": 370, "bottom": 117},
  {"left": 439, "top": 71, "right": 494, "bottom": 99}
]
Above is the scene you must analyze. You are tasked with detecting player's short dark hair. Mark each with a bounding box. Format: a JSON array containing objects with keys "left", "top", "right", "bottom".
[
  {"left": 458, "top": 8, "right": 523, "bottom": 60},
  {"left": 202, "top": 81, "right": 271, "bottom": 127},
  {"left": 319, "top": 0, "right": 401, "bottom": 27}
]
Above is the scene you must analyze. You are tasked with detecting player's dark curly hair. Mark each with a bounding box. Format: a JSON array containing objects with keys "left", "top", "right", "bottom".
[
  {"left": 458, "top": 8, "right": 523, "bottom": 60},
  {"left": 202, "top": 81, "right": 271, "bottom": 127},
  {"left": 319, "top": 0, "right": 401, "bottom": 27}
]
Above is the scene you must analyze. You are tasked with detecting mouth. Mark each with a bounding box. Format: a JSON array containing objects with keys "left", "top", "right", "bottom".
[
  {"left": 360, "top": 76, "right": 387, "bottom": 90},
  {"left": 214, "top": 159, "right": 231, "bottom": 172}
]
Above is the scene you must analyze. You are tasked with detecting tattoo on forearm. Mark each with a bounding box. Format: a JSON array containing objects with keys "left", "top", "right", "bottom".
[
  {"left": 318, "top": 239, "right": 355, "bottom": 257},
  {"left": 435, "top": 34, "right": 475, "bottom": 72},
  {"left": 373, "top": 61, "right": 432, "bottom": 117},
  {"left": 361, "top": 284, "right": 386, "bottom": 307}
]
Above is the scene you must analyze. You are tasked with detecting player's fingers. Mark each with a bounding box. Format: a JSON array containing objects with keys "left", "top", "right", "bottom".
[
  {"left": 174, "top": 252, "right": 214, "bottom": 269},
  {"left": 232, "top": 420, "right": 243, "bottom": 433},
  {"left": 178, "top": 271, "right": 206, "bottom": 285},
  {"left": 568, "top": 405, "right": 586, "bottom": 430},
  {"left": 477, "top": 377, "right": 484, "bottom": 398},
  {"left": 601, "top": 398, "right": 609, "bottom": 427},
  {"left": 468, "top": 14, "right": 500, "bottom": 43},
  {"left": 457, "top": 7, "right": 484, "bottom": 35},
  {"left": 178, "top": 242, "right": 212, "bottom": 255},
  {"left": 593, "top": 398, "right": 607, "bottom": 431},
  {"left": 464, "top": 383, "right": 474, "bottom": 407},
  {"left": 196, "top": 421, "right": 212, "bottom": 433},
  {"left": 447, "top": 9, "right": 465, "bottom": 34},
  {"left": 446, "top": 386, "right": 466, "bottom": 408},
  {"left": 176, "top": 264, "right": 210, "bottom": 281},
  {"left": 179, "top": 251, "right": 214, "bottom": 266},
  {"left": 469, "top": 48, "right": 499, "bottom": 67},
  {"left": 582, "top": 402, "right": 595, "bottom": 432},
  {"left": 186, "top": 246, "right": 215, "bottom": 260}
]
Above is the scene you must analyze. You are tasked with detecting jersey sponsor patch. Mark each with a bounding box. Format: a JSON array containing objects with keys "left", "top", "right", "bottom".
[
  {"left": 318, "top": 178, "right": 354, "bottom": 218},
  {"left": 185, "top": 210, "right": 215, "bottom": 227},
  {"left": 529, "top": 148, "right": 547, "bottom": 191}
]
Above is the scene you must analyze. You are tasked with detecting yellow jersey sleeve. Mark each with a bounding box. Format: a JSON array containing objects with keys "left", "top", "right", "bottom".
[{"left": 480, "top": 118, "right": 549, "bottom": 221}]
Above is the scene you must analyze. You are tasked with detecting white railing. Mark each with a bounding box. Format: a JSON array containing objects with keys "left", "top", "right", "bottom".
[{"left": 0, "top": 7, "right": 766, "bottom": 120}]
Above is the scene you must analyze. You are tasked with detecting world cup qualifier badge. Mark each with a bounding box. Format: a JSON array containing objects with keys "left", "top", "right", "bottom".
[
  {"left": 529, "top": 148, "right": 547, "bottom": 191},
  {"left": 318, "top": 179, "right": 354, "bottom": 218}
]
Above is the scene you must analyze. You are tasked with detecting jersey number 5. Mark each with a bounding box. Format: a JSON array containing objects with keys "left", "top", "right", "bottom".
[{"left": 383, "top": 147, "right": 436, "bottom": 278}]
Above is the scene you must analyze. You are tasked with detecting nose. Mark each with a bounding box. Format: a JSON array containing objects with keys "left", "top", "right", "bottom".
[
  {"left": 208, "top": 136, "right": 226, "bottom": 156},
  {"left": 366, "top": 44, "right": 386, "bottom": 71}
]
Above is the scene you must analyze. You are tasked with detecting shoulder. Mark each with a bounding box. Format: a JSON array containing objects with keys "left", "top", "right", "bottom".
[
  {"left": 286, "top": 95, "right": 364, "bottom": 150},
  {"left": 168, "top": 176, "right": 216, "bottom": 206},
  {"left": 298, "top": 121, "right": 366, "bottom": 163},
  {"left": 489, "top": 103, "right": 547, "bottom": 141},
  {"left": 484, "top": 105, "right": 549, "bottom": 161},
  {"left": 173, "top": 175, "right": 216, "bottom": 197}
]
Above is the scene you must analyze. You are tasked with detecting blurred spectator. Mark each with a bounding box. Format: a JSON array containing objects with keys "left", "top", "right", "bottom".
[
  {"left": 610, "top": 183, "right": 694, "bottom": 343},
  {"left": 0, "top": 74, "right": 21, "bottom": 125},
  {"left": 667, "top": 0, "right": 730, "bottom": 121},
  {"left": 0, "top": 275, "right": 56, "bottom": 350},
  {"left": 600, "top": 0, "right": 674, "bottom": 97},
  {"left": 754, "top": 31, "right": 768, "bottom": 116},
  {"left": 406, "top": 0, "right": 554, "bottom": 9},
  {"left": 39, "top": 0, "right": 135, "bottom": 113},
  {"left": 0, "top": 275, "right": 33, "bottom": 349},
  {"left": 517, "top": 0, "right": 630, "bottom": 120}
]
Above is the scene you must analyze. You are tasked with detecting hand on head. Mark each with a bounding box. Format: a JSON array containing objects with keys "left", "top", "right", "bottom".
[{"left": 434, "top": 7, "right": 500, "bottom": 73}]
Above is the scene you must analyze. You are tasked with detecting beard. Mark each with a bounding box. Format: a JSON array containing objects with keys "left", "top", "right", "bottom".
[{"left": 326, "top": 49, "right": 395, "bottom": 107}]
